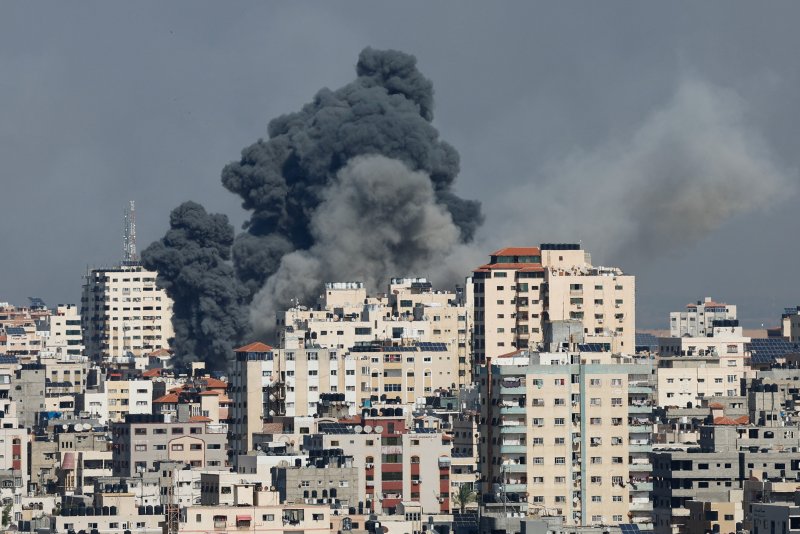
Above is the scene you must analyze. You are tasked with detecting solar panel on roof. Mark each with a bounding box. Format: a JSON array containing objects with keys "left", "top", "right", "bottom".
[
  {"left": 578, "top": 343, "right": 609, "bottom": 352},
  {"left": 5, "top": 327, "right": 25, "bottom": 336},
  {"left": 417, "top": 342, "right": 447, "bottom": 351},
  {"left": 0, "top": 356, "right": 18, "bottom": 364},
  {"left": 620, "top": 525, "right": 641, "bottom": 534}
]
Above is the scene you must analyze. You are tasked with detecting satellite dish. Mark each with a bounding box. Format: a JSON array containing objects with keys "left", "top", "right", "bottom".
[
  {"left": 374, "top": 425, "right": 383, "bottom": 434},
  {"left": 278, "top": 460, "right": 289, "bottom": 467},
  {"left": 364, "top": 425, "right": 373, "bottom": 433},
  {"left": 354, "top": 425, "right": 363, "bottom": 434},
  {"left": 62, "top": 424, "right": 69, "bottom": 431}
]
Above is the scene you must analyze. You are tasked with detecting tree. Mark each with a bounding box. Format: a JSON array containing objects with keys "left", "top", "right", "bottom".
[{"left": 451, "top": 483, "right": 478, "bottom": 514}]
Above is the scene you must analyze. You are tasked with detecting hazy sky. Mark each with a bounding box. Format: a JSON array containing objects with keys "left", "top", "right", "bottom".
[{"left": 2, "top": 2, "right": 798, "bottom": 329}]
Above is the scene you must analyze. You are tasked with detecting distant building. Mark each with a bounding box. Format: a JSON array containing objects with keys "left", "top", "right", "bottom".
[
  {"left": 670, "top": 297, "right": 737, "bottom": 338},
  {"left": 81, "top": 264, "right": 173, "bottom": 362}
]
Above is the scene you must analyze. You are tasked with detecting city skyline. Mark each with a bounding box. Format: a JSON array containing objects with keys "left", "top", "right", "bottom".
[{"left": 2, "top": 2, "right": 800, "bottom": 330}]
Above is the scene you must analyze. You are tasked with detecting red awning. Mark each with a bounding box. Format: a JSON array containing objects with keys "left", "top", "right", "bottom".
[{"left": 236, "top": 515, "right": 252, "bottom": 522}]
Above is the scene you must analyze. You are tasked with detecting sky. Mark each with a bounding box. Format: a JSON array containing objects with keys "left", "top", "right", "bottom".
[{"left": 1, "top": 2, "right": 798, "bottom": 329}]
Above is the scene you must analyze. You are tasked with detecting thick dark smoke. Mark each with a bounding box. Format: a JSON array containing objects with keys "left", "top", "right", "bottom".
[
  {"left": 141, "top": 202, "right": 251, "bottom": 370},
  {"left": 250, "top": 155, "right": 466, "bottom": 332},
  {"left": 146, "top": 47, "right": 482, "bottom": 364},
  {"left": 222, "top": 47, "right": 482, "bottom": 297}
]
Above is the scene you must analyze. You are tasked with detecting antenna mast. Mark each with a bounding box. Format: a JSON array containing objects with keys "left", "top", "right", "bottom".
[{"left": 123, "top": 200, "right": 138, "bottom": 265}]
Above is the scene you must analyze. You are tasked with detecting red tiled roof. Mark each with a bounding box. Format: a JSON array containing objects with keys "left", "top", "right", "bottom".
[
  {"left": 491, "top": 247, "right": 541, "bottom": 256},
  {"left": 202, "top": 378, "right": 228, "bottom": 389},
  {"left": 234, "top": 342, "right": 273, "bottom": 353},
  {"left": 714, "top": 415, "right": 749, "bottom": 426},
  {"left": 708, "top": 402, "right": 724, "bottom": 409},
  {"left": 142, "top": 368, "right": 163, "bottom": 378},
  {"left": 713, "top": 416, "right": 737, "bottom": 425},
  {"left": 189, "top": 416, "right": 212, "bottom": 422},
  {"left": 154, "top": 393, "right": 178, "bottom": 404},
  {"left": 147, "top": 349, "right": 171, "bottom": 357},
  {"left": 199, "top": 390, "right": 221, "bottom": 396}
]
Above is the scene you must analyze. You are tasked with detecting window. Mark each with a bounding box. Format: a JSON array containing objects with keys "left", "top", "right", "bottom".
[
  {"left": 611, "top": 378, "right": 622, "bottom": 386},
  {"left": 554, "top": 437, "right": 565, "bottom": 445},
  {"left": 611, "top": 398, "right": 623, "bottom": 406},
  {"left": 613, "top": 515, "right": 623, "bottom": 522},
  {"left": 190, "top": 444, "right": 202, "bottom": 450},
  {"left": 532, "top": 476, "right": 544, "bottom": 484},
  {"left": 554, "top": 398, "right": 566, "bottom": 406},
  {"left": 532, "top": 437, "right": 544, "bottom": 445},
  {"left": 715, "top": 378, "right": 723, "bottom": 384},
  {"left": 613, "top": 496, "right": 623, "bottom": 502},
  {"left": 171, "top": 444, "right": 184, "bottom": 451},
  {"left": 612, "top": 456, "right": 623, "bottom": 464},
  {"left": 590, "top": 457, "right": 602, "bottom": 464},
  {"left": 555, "top": 457, "right": 565, "bottom": 465},
  {"left": 590, "top": 379, "right": 601, "bottom": 387},
  {"left": 554, "top": 418, "right": 565, "bottom": 426},
  {"left": 532, "top": 457, "right": 544, "bottom": 465},
  {"left": 590, "top": 417, "right": 602, "bottom": 425},
  {"left": 592, "top": 496, "right": 602, "bottom": 502},
  {"left": 135, "top": 444, "right": 147, "bottom": 452},
  {"left": 263, "top": 514, "right": 274, "bottom": 521},
  {"left": 590, "top": 398, "right": 601, "bottom": 406}
]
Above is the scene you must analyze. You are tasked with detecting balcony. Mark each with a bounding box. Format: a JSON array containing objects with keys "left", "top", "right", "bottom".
[
  {"left": 500, "top": 444, "right": 527, "bottom": 454},
  {"left": 630, "top": 501, "right": 653, "bottom": 512},
  {"left": 628, "top": 441, "right": 652, "bottom": 453},
  {"left": 500, "top": 406, "right": 526, "bottom": 415},
  {"left": 629, "top": 462, "right": 652, "bottom": 472},
  {"left": 502, "top": 463, "right": 526, "bottom": 473},
  {"left": 628, "top": 404, "right": 651, "bottom": 414},
  {"left": 628, "top": 425, "right": 653, "bottom": 434},
  {"left": 502, "top": 386, "right": 526, "bottom": 395},
  {"left": 630, "top": 481, "right": 653, "bottom": 491},
  {"left": 500, "top": 425, "right": 526, "bottom": 434}
]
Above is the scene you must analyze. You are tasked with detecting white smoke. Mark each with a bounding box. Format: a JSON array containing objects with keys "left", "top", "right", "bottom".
[
  {"left": 249, "top": 155, "right": 468, "bottom": 334},
  {"left": 496, "top": 79, "right": 795, "bottom": 261}
]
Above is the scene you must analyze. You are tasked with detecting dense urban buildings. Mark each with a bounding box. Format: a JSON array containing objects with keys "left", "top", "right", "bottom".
[{"left": 4, "top": 240, "right": 800, "bottom": 534}]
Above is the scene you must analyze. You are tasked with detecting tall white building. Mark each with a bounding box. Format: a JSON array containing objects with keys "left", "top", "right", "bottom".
[
  {"left": 471, "top": 244, "right": 635, "bottom": 363},
  {"left": 81, "top": 264, "right": 174, "bottom": 361},
  {"left": 669, "top": 297, "right": 737, "bottom": 338}
]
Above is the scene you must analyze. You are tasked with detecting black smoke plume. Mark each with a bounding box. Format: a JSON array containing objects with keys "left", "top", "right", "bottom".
[
  {"left": 147, "top": 47, "right": 482, "bottom": 366},
  {"left": 141, "top": 202, "right": 251, "bottom": 370},
  {"left": 222, "top": 47, "right": 482, "bottom": 296}
]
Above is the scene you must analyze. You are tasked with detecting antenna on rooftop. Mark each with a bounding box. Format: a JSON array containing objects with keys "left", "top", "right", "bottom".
[{"left": 123, "top": 200, "right": 138, "bottom": 265}]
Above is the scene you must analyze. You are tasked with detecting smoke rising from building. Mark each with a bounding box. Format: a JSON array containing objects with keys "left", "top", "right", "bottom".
[
  {"left": 145, "top": 47, "right": 482, "bottom": 366},
  {"left": 221, "top": 47, "right": 482, "bottom": 297},
  {"left": 141, "top": 201, "right": 251, "bottom": 370},
  {"left": 249, "top": 155, "right": 466, "bottom": 334}
]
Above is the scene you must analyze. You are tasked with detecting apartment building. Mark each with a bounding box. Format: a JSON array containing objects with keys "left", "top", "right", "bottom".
[
  {"left": 670, "top": 297, "right": 737, "bottom": 338},
  {"left": 102, "top": 379, "right": 152, "bottom": 423},
  {"left": 305, "top": 413, "right": 453, "bottom": 515},
  {"left": 230, "top": 338, "right": 466, "bottom": 456},
  {"left": 472, "top": 244, "right": 635, "bottom": 364},
  {"left": 110, "top": 414, "right": 227, "bottom": 477},
  {"left": 279, "top": 279, "right": 471, "bottom": 384},
  {"left": 479, "top": 350, "right": 654, "bottom": 528},
  {"left": 181, "top": 486, "right": 331, "bottom": 534},
  {"left": 81, "top": 264, "right": 173, "bottom": 361},
  {"left": 653, "top": 423, "right": 800, "bottom": 534}
]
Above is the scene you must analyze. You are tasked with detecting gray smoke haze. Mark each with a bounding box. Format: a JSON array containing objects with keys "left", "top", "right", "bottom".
[
  {"left": 221, "top": 47, "right": 482, "bottom": 298},
  {"left": 145, "top": 47, "right": 482, "bottom": 360},
  {"left": 141, "top": 202, "right": 251, "bottom": 370},
  {"left": 496, "top": 79, "right": 795, "bottom": 261},
  {"left": 250, "top": 155, "right": 470, "bottom": 333}
]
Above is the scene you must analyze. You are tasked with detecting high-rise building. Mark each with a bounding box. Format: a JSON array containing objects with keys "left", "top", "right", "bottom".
[
  {"left": 478, "top": 350, "right": 654, "bottom": 528},
  {"left": 471, "top": 244, "right": 635, "bottom": 363},
  {"left": 81, "top": 264, "right": 173, "bottom": 362}
]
